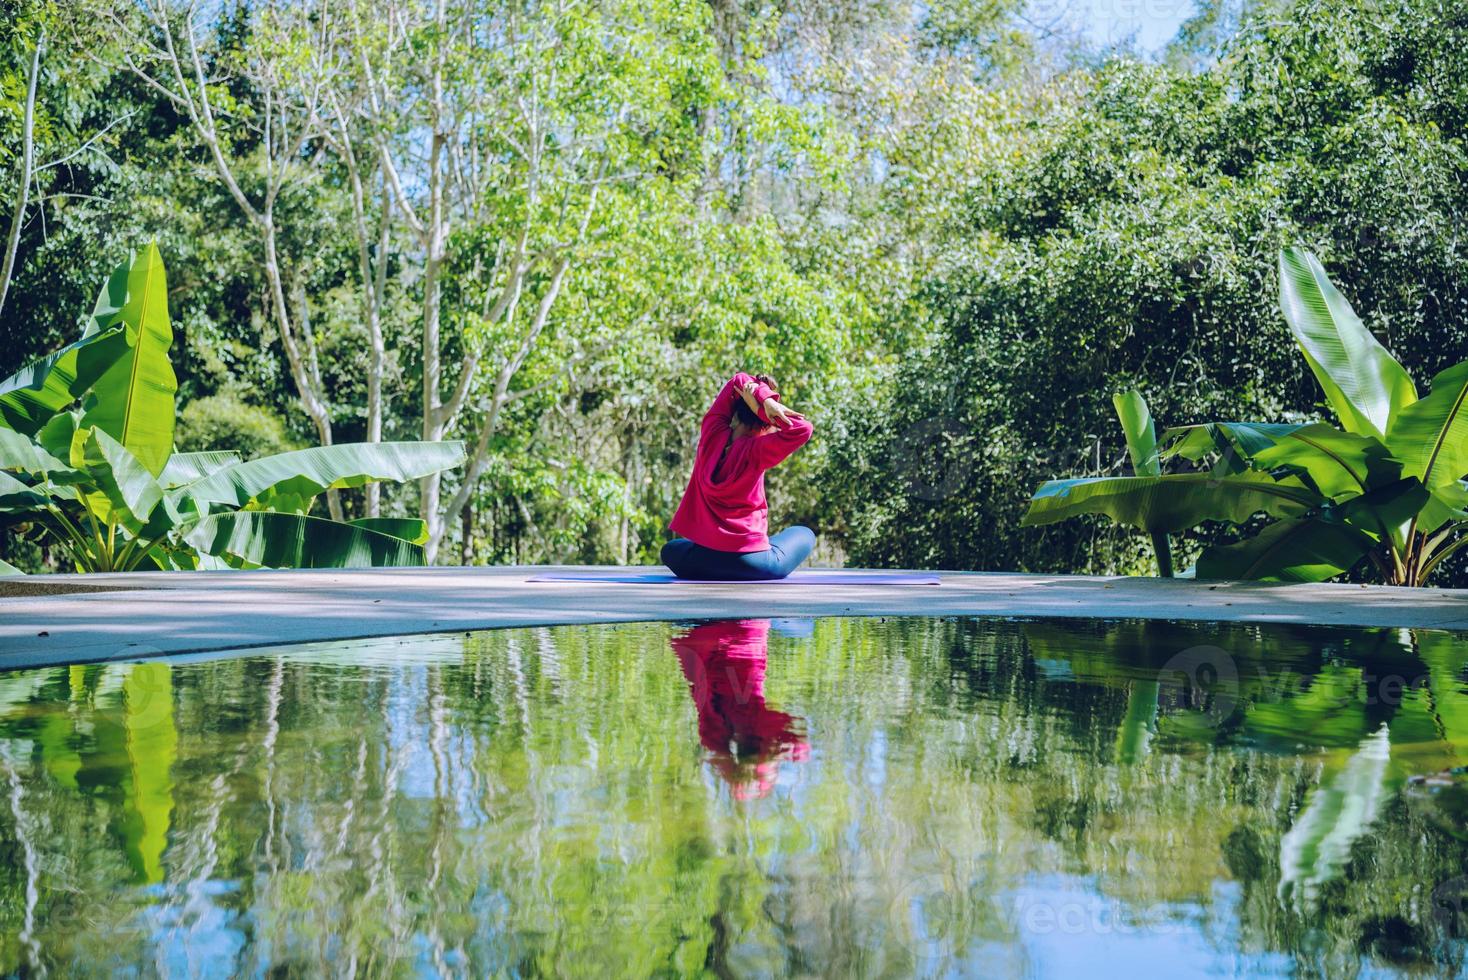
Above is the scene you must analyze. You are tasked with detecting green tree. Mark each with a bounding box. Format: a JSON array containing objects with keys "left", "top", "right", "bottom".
[{"left": 827, "top": 0, "right": 1468, "bottom": 580}]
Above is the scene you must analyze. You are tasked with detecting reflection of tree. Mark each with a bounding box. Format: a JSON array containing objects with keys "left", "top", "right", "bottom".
[
  {"left": 1278, "top": 724, "right": 1393, "bottom": 906},
  {"left": 0, "top": 744, "right": 43, "bottom": 973},
  {"left": 0, "top": 618, "right": 1465, "bottom": 974},
  {"left": 671, "top": 620, "right": 808, "bottom": 801},
  {"left": 1418, "top": 631, "right": 1468, "bottom": 761}
]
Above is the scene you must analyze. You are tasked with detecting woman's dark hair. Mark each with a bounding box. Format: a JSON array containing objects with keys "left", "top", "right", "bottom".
[{"left": 734, "top": 374, "right": 778, "bottom": 428}]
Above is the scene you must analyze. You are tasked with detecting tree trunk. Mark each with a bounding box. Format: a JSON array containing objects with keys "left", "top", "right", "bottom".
[
  {"left": 461, "top": 500, "right": 474, "bottom": 565},
  {"left": 419, "top": 23, "right": 449, "bottom": 559},
  {"left": 263, "top": 220, "right": 342, "bottom": 520},
  {"left": 0, "top": 29, "right": 42, "bottom": 320}
]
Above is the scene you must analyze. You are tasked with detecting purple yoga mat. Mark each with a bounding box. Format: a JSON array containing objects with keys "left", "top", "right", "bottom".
[{"left": 527, "top": 570, "right": 941, "bottom": 585}]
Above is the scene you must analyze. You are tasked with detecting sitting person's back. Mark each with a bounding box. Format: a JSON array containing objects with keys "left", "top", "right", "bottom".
[{"left": 662, "top": 372, "right": 816, "bottom": 581}]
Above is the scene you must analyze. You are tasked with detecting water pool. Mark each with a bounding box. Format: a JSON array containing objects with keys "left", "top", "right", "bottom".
[{"left": 0, "top": 616, "right": 1465, "bottom": 977}]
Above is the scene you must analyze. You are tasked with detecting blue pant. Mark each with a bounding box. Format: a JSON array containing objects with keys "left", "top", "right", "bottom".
[{"left": 661, "top": 526, "right": 816, "bottom": 581}]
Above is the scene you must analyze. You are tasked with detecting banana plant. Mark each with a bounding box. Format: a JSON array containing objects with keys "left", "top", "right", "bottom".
[
  {"left": 1024, "top": 247, "right": 1468, "bottom": 586},
  {"left": 0, "top": 247, "right": 466, "bottom": 572},
  {"left": 1022, "top": 387, "right": 1327, "bottom": 576},
  {"left": 1114, "top": 389, "right": 1174, "bottom": 577}
]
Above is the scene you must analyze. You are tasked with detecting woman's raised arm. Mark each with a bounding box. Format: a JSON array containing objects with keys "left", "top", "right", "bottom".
[
  {"left": 753, "top": 412, "right": 813, "bottom": 468},
  {"left": 700, "top": 372, "right": 777, "bottom": 434}
]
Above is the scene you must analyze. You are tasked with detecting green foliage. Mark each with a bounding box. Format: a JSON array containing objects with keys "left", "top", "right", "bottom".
[
  {"left": 5, "top": 0, "right": 1467, "bottom": 576},
  {"left": 0, "top": 249, "right": 465, "bottom": 572},
  {"left": 1277, "top": 247, "right": 1417, "bottom": 443},
  {"left": 1115, "top": 390, "right": 1170, "bottom": 574},
  {"left": 0, "top": 324, "right": 132, "bottom": 434},
  {"left": 184, "top": 511, "right": 425, "bottom": 569},
  {"left": 1025, "top": 248, "right": 1468, "bottom": 586},
  {"left": 1024, "top": 472, "right": 1320, "bottom": 534},
  {"left": 828, "top": 0, "right": 1468, "bottom": 580},
  {"left": 175, "top": 393, "right": 301, "bottom": 460},
  {"left": 1388, "top": 361, "right": 1468, "bottom": 491}
]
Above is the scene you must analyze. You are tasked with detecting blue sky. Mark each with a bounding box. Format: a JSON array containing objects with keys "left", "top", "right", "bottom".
[{"left": 1044, "top": 0, "right": 1200, "bottom": 53}]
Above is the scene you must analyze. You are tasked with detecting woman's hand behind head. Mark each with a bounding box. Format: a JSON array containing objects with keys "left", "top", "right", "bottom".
[{"left": 762, "top": 397, "right": 802, "bottom": 428}]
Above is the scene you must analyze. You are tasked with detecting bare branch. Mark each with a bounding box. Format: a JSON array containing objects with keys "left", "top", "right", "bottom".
[{"left": 34, "top": 110, "right": 138, "bottom": 175}]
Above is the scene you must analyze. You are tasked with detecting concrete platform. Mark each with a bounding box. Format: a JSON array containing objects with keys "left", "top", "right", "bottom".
[{"left": 1, "top": 566, "right": 1466, "bottom": 670}]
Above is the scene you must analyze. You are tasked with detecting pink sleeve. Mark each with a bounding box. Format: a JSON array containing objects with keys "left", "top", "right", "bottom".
[
  {"left": 701, "top": 373, "right": 778, "bottom": 434},
  {"left": 753, "top": 416, "right": 813, "bottom": 469}
]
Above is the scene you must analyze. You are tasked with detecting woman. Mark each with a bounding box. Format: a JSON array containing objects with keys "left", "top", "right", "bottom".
[{"left": 661, "top": 372, "right": 815, "bottom": 580}]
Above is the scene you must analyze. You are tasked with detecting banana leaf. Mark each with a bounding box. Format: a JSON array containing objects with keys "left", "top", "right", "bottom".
[
  {"left": 37, "top": 411, "right": 77, "bottom": 459},
  {"left": 1417, "top": 631, "right": 1468, "bottom": 762},
  {"left": 1277, "top": 723, "right": 1393, "bottom": 906},
  {"left": 1419, "top": 481, "right": 1468, "bottom": 536},
  {"left": 184, "top": 441, "right": 467, "bottom": 512},
  {"left": 1247, "top": 663, "right": 1374, "bottom": 751},
  {"left": 1250, "top": 423, "right": 1400, "bottom": 500},
  {"left": 0, "top": 324, "right": 132, "bottom": 434},
  {"left": 1021, "top": 619, "right": 1241, "bottom": 682},
  {"left": 1113, "top": 390, "right": 1173, "bottom": 575},
  {"left": 1386, "top": 359, "right": 1468, "bottom": 490},
  {"left": 1021, "top": 471, "right": 1322, "bottom": 533},
  {"left": 82, "top": 247, "right": 130, "bottom": 338},
  {"left": 72, "top": 427, "right": 163, "bottom": 533},
  {"left": 0, "top": 425, "right": 78, "bottom": 480},
  {"left": 159, "top": 450, "right": 243, "bottom": 488},
  {"left": 1339, "top": 477, "right": 1431, "bottom": 549},
  {"left": 348, "top": 517, "right": 430, "bottom": 545},
  {"left": 1114, "top": 390, "right": 1160, "bottom": 476},
  {"left": 0, "top": 469, "right": 48, "bottom": 511},
  {"left": 1278, "top": 247, "right": 1416, "bottom": 442},
  {"left": 1116, "top": 679, "right": 1159, "bottom": 763},
  {"left": 78, "top": 245, "right": 177, "bottom": 476},
  {"left": 1199, "top": 479, "right": 1428, "bottom": 583},
  {"left": 1196, "top": 516, "right": 1375, "bottom": 582},
  {"left": 34, "top": 705, "right": 80, "bottom": 789},
  {"left": 184, "top": 511, "right": 427, "bottom": 568},
  {"left": 121, "top": 662, "right": 176, "bottom": 885},
  {"left": 1162, "top": 421, "right": 1306, "bottom": 465}
]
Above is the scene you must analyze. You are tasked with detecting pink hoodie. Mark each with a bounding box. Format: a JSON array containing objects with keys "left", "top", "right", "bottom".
[
  {"left": 669, "top": 373, "right": 814, "bottom": 553},
  {"left": 671, "top": 619, "right": 809, "bottom": 800}
]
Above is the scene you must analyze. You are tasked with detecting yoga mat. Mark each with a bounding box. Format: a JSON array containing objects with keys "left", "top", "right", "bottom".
[{"left": 528, "top": 570, "right": 941, "bottom": 585}]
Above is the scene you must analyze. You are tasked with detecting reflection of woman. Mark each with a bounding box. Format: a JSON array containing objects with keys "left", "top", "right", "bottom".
[
  {"left": 661, "top": 373, "right": 815, "bottom": 580},
  {"left": 671, "top": 619, "right": 808, "bottom": 800}
]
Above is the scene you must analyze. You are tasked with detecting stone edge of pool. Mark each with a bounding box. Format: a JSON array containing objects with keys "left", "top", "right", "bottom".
[{"left": 0, "top": 566, "right": 1466, "bottom": 670}]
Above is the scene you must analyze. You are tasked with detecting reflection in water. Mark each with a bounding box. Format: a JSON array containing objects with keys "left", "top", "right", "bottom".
[
  {"left": 0, "top": 617, "right": 1466, "bottom": 976},
  {"left": 671, "top": 620, "right": 808, "bottom": 799},
  {"left": 1278, "top": 723, "right": 1393, "bottom": 906}
]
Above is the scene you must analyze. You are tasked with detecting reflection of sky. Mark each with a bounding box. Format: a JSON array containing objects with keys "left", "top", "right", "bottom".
[
  {"left": 1002, "top": 876, "right": 1296, "bottom": 977},
  {"left": 143, "top": 879, "right": 246, "bottom": 980},
  {"left": 386, "top": 663, "right": 485, "bottom": 828},
  {"left": 389, "top": 665, "right": 437, "bottom": 800}
]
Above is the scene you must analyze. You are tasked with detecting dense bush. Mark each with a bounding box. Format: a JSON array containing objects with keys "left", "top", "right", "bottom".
[
  {"left": 826, "top": 0, "right": 1468, "bottom": 580},
  {"left": 175, "top": 393, "right": 301, "bottom": 461}
]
